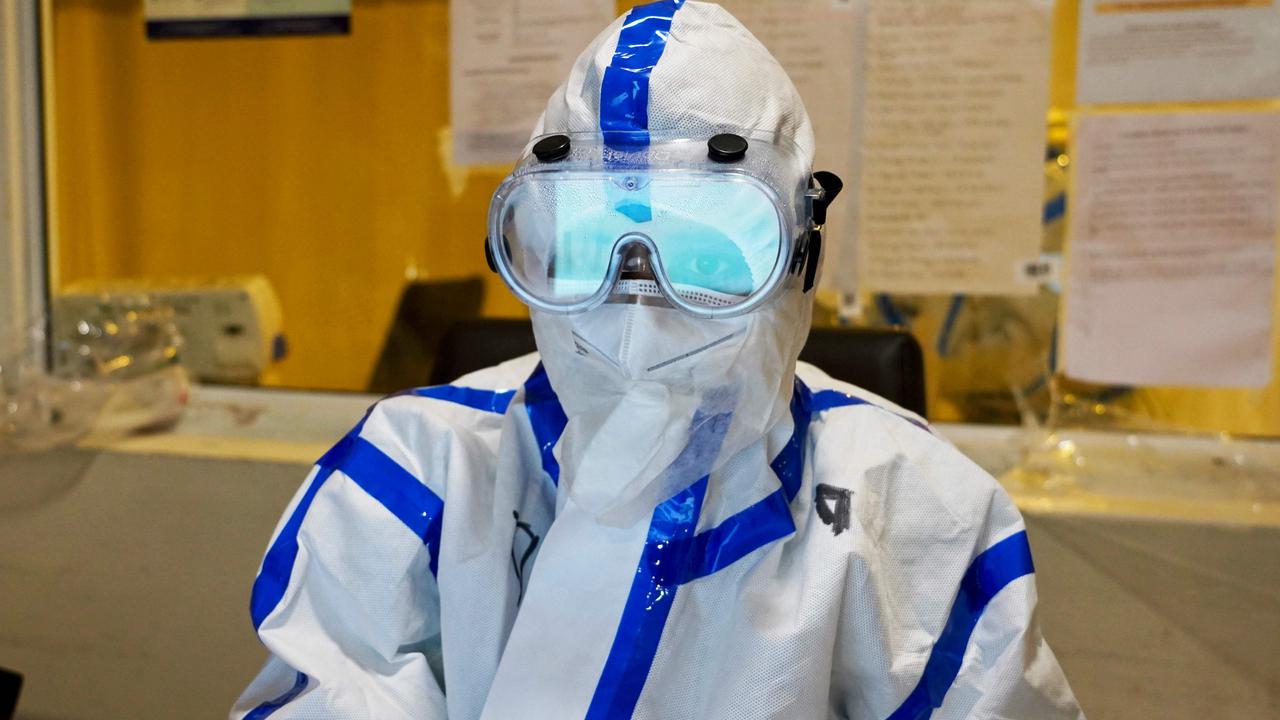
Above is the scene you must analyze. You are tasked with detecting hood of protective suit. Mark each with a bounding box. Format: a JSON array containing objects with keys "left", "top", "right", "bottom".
[{"left": 529, "top": 0, "right": 817, "bottom": 524}]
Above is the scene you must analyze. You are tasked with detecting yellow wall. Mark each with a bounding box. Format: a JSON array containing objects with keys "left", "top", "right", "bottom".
[{"left": 49, "top": 0, "right": 525, "bottom": 390}]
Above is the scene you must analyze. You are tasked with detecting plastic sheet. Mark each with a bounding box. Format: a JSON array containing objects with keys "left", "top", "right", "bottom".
[
  {"left": 1, "top": 296, "right": 189, "bottom": 452},
  {"left": 857, "top": 145, "right": 1069, "bottom": 425},
  {"left": 1005, "top": 425, "right": 1280, "bottom": 526}
]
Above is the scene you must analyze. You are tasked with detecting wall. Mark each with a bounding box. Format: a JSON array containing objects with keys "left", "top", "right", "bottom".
[{"left": 48, "top": 0, "right": 524, "bottom": 391}]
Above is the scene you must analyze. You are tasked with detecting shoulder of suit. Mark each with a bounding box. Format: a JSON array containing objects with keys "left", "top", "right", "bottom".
[
  {"left": 450, "top": 352, "right": 543, "bottom": 390},
  {"left": 361, "top": 352, "right": 542, "bottom": 436},
  {"left": 795, "top": 360, "right": 929, "bottom": 432},
  {"left": 796, "top": 361, "right": 1016, "bottom": 521}
]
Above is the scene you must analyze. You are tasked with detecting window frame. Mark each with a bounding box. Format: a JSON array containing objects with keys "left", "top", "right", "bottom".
[{"left": 0, "top": 0, "right": 49, "bottom": 367}]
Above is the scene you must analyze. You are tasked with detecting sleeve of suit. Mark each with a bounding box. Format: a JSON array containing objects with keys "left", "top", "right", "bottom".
[{"left": 231, "top": 407, "right": 449, "bottom": 720}]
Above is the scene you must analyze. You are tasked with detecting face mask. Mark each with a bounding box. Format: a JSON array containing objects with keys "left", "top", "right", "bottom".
[
  {"left": 561, "top": 302, "right": 746, "bottom": 379},
  {"left": 532, "top": 285, "right": 811, "bottom": 526}
]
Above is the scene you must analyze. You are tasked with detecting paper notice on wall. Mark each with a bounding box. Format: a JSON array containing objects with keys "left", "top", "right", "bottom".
[
  {"left": 144, "top": 0, "right": 351, "bottom": 38},
  {"left": 855, "top": 0, "right": 1053, "bottom": 296},
  {"left": 716, "top": 0, "right": 859, "bottom": 293},
  {"left": 1062, "top": 112, "right": 1280, "bottom": 388},
  {"left": 1076, "top": 0, "right": 1280, "bottom": 105},
  {"left": 450, "top": 0, "right": 614, "bottom": 167}
]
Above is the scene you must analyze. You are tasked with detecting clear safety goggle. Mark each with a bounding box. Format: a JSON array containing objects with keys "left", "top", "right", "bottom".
[{"left": 486, "top": 130, "right": 823, "bottom": 319}]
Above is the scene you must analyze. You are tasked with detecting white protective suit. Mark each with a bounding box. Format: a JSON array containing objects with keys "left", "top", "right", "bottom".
[{"left": 233, "top": 2, "right": 1084, "bottom": 719}]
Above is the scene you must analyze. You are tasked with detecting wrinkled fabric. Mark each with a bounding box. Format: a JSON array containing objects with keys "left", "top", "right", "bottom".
[{"left": 232, "top": 358, "right": 1083, "bottom": 719}]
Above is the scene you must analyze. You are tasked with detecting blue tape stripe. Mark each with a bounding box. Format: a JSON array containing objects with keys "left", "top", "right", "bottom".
[
  {"left": 936, "top": 295, "right": 966, "bottom": 358},
  {"left": 250, "top": 391, "right": 392, "bottom": 630},
  {"left": 655, "top": 379, "right": 815, "bottom": 586},
  {"left": 810, "top": 388, "right": 931, "bottom": 433},
  {"left": 250, "top": 384, "right": 474, "bottom": 630},
  {"left": 523, "top": 363, "right": 568, "bottom": 485},
  {"left": 250, "top": 466, "right": 337, "bottom": 630},
  {"left": 1043, "top": 192, "right": 1066, "bottom": 225},
  {"left": 334, "top": 436, "right": 446, "bottom": 576},
  {"left": 770, "top": 378, "right": 813, "bottom": 501},
  {"left": 249, "top": 431, "right": 448, "bottom": 630},
  {"left": 413, "top": 385, "right": 515, "bottom": 414},
  {"left": 585, "top": 370, "right": 943, "bottom": 713},
  {"left": 876, "top": 294, "right": 909, "bottom": 328},
  {"left": 599, "top": 0, "right": 683, "bottom": 147},
  {"left": 244, "top": 671, "right": 309, "bottom": 719},
  {"left": 886, "top": 531, "right": 1036, "bottom": 720},
  {"left": 659, "top": 487, "right": 794, "bottom": 586},
  {"left": 587, "top": 384, "right": 821, "bottom": 713},
  {"left": 585, "top": 476, "right": 708, "bottom": 720}
]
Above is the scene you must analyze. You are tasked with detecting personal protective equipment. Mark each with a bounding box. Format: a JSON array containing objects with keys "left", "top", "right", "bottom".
[
  {"left": 231, "top": 360, "right": 1082, "bottom": 720},
  {"left": 509, "top": 0, "right": 831, "bottom": 525},
  {"left": 233, "top": 2, "right": 1084, "bottom": 719},
  {"left": 487, "top": 129, "right": 822, "bottom": 319}
]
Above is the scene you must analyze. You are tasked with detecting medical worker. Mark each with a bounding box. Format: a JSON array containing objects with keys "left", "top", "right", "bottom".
[{"left": 233, "top": 2, "right": 1084, "bottom": 718}]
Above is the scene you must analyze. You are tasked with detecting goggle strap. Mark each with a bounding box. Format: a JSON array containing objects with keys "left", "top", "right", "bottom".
[
  {"left": 811, "top": 171, "right": 844, "bottom": 225},
  {"left": 484, "top": 237, "right": 498, "bottom": 274},
  {"left": 798, "top": 170, "right": 844, "bottom": 292},
  {"left": 804, "top": 227, "right": 823, "bottom": 292}
]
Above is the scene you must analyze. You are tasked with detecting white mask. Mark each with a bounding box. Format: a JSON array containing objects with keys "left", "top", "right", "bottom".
[{"left": 533, "top": 285, "right": 811, "bottom": 526}]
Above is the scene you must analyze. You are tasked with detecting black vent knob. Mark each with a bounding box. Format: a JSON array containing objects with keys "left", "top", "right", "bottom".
[
  {"left": 532, "top": 134, "right": 571, "bottom": 162},
  {"left": 708, "top": 133, "right": 748, "bottom": 163}
]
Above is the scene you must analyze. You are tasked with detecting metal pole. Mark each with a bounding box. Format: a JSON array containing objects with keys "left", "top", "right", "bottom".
[{"left": 0, "top": 0, "right": 50, "bottom": 368}]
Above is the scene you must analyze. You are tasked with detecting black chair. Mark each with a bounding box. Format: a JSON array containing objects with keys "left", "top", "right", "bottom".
[
  {"left": 430, "top": 318, "right": 926, "bottom": 416},
  {"left": 0, "top": 666, "right": 20, "bottom": 720},
  {"left": 367, "top": 277, "right": 486, "bottom": 394},
  {"left": 429, "top": 318, "right": 537, "bottom": 387},
  {"left": 800, "top": 325, "right": 926, "bottom": 416}
]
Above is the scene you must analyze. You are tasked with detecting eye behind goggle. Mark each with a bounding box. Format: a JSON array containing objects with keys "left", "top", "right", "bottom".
[{"left": 486, "top": 226, "right": 790, "bottom": 319}]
